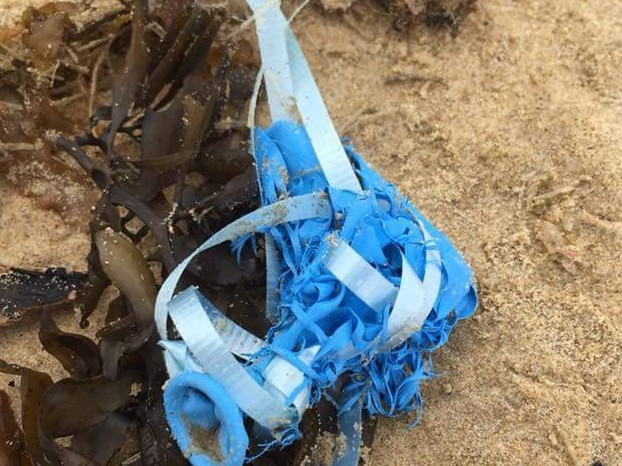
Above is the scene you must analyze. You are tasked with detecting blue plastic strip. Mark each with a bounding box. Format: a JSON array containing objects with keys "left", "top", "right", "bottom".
[
  {"left": 264, "top": 235, "right": 281, "bottom": 324},
  {"left": 333, "top": 397, "right": 364, "bottom": 466},
  {"left": 157, "top": 0, "right": 479, "bottom": 459}
]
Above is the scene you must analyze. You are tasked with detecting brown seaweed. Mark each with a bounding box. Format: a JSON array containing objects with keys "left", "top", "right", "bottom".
[
  {"left": 106, "top": 0, "right": 148, "bottom": 153},
  {"left": 0, "top": 0, "right": 372, "bottom": 463},
  {"left": 360, "top": 414, "right": 377, "bottom": 466},
  {"left": 374, "top": 0, "right": 476, "bottom": 32},
  {"left": 39, "top": 311, "right": 102, "bottom": 379},
  {"left": 95, "top": 228, "right": 156, "bottom": 329},
  {"left": 70, "top": 413, "right": 131, "bottom": 465},
  {"left": 0, "top": 389, "right": 26, "bottom": 465},
  {"left": 0, "top": 268, "right": 86, "bottom": 326},
  {"left": 40, "top": 375, "right": 143, "bottom": 439},
  {"left": 0, "top": 361, "right": 53, "bottom": 464}
]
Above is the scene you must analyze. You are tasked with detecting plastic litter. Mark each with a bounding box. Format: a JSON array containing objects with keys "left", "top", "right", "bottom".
[{"left": 155, "top": 1, "right": 478, "bottom": 464}]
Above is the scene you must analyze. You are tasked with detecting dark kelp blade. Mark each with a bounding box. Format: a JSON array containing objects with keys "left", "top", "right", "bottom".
[
  {"left": 40, "top": 374, "right": 143, "bottom": 439},
  {"left": 131, "top": 149, "right": 199, "bottom": 173},
  {"left": 0, "top": 360, "right": 53, "bottom": 465},
  {"left": 179, "top": 45, "right": 233, "bottom": 153},
  {"left": 0, "top": 268, "right": 86, "bottom": 326},
  {"left": 201, "top": 170, "right": 258, "bottom": 216},
  {"left": 37, "top": 432, "right": 95, "bottom": 466},
  {"left": 107, "top": 0, "right": 148, "bottom": 152},
  {"left": 198, "top": 137, "right": 253, "bottom": 183},
  {"left": 94, "top": 228, "right": 156, "bottom": 330},
  {"left": 74, "top": 200, "right": 114, "bottom": 327},
  {"left": 165, "top": 16, "right": 222, "bottom": 102},
  {"left": 93, "top": 224, "right": 155, "bottom": 375},
  {"left": 70, "top": 413, "right": 131, "bottom": 465},
  {"left": 171, "top": 238, "right": 243, "bottom": 286},
  {"left": 105, "top": 295, "right": 130, "bottom": 326},
  {"left": 96, "top": 296, "right": 134, "bottom": 340},
  {"left": 99, "top": 324, "right": 154, "bottom": 380},
  {"left": 137, "top": 422, "right": 189, "bottom": 466},
  {"left": 147, "top": 0, "right": 193, "bottom": 68},
  {"left": 145, "top": 6, "right": 212, "bottom": 105},
  {"left": 140, "top": 100, "right": 184, "bottom": 160},
  {"left": 136, "top": 368, "right": 188, "bottom": 466},
  {"left": 108, "top": 186, "right": 178, "bottom": 273},
  {"left": 360, "top": 414, "right": 378, "bottom": 466},
  {"left": 181, "top": 94, "right": 212, "bottom": 153},
  {"left": 0, "top": 390, "right": 27, "bottom": 465},
  {"left": 38, "top": 311, "right": 102, "bottom": 379}
]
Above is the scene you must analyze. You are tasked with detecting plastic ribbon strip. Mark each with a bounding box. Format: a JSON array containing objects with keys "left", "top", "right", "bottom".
[
  {"left": 245, "top": 0, "right": 294, "bottom": 122},
  {"left": 156, "top": 1, "right": 478, "bottom": 464},
  {"left": 333, "top": 397, "right": 364, "bottom": 466},
  {"left": 154, "top": 191, "right": 332, "bottom": 337},
  {"left": 324, "top": 237, "right": 397, "bottom": 313},
  {"left": 167, "top": 287, "right": 296, "bottom": 430},
  {"left": 247, "top": 0, "right": 361, "bottom": 192},
  {"left": 284, "top": 27, "right": 362, "bottom": 192}
]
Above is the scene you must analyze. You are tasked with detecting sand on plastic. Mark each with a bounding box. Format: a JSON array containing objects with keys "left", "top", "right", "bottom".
[{"left": 0, "top": 0, "right": 621, "bottom": 464}]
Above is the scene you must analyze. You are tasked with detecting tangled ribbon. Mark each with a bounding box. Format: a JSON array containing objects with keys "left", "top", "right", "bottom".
[{"left": 155, "top": 1, "right": 477, "bottom": 464}]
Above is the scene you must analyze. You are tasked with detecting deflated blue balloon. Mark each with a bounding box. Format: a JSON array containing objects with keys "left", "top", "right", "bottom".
[
  {"left": 164, "top": 372, "right": 249, "bottom": 466},
  {"left": 248, "top": 121, "right": 477, "bottom": 417},
  {"left": 161, "top": 121, "right": 477, "bottom": 464}
]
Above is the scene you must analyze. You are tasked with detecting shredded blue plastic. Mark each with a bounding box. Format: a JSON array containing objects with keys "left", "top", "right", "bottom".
[
  {"left": 243, "top": 121, "right": 477, "bottom": 416},
  {"left": 156, "top": 2, "right": 477, "bottom": 463},
  {"left": 159, "top": 122, "right": 476, "bottom": 464}
]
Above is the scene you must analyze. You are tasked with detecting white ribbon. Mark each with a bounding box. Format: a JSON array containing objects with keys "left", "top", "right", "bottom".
[
  {"left": 246, "top": 0, "right": 362, "bottom": 193},
  {"left": 156, "top": 0, "right": 443, "bottom": 448},
  {"left": 324, "top": 237, "right": 397, "bottom": 313},
  {"left": 168, "top": 288, "right": 295, "bottom": 429},
  {"left": 155, "top": 193, "right": 332, "bottom": 430}
]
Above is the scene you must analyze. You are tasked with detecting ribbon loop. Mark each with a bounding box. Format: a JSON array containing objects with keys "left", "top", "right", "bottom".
[{"left": 157, "top": 2, "right": 478, "bottom": 464}]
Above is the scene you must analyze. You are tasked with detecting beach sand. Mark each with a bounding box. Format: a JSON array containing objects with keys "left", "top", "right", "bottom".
[{"left": 1, "top": 0, "right": 621, "bottom": 464}]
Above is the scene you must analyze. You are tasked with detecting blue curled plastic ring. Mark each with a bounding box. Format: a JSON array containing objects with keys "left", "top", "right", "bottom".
[{"left": 163, "top": 371, "right": 249, "bottom": 466}]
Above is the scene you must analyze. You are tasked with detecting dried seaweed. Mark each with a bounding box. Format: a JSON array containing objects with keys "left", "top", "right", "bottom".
[
  {"left": 0, "top": 268, "right": 86, "bottom": 326},
  {"left": 0, "top": 0, "right": 379, "bottom": 463},
  {"left": 95, "top": 228, "right": 156, "bottom": 329},
  {"left": 0, "top": 389, "right": 26, "bottom": 465},
  {"left": 0, "top": 3, "right": 127, "bottom": 225},
  {"left": 0, "top": 361, "right": 53, "bottom": 464},
  {"left": 107, "top": 0, "right": 148, "bottom": 152},
  {"left": 1, "top": 0, "right": 264, "bottom": 463},
  {"left": 39, "top": 311, "right": 102, "bottom": 379},
  {"left": 37, "top": 374, "right": 144, "bottom": 465},
  {"left": 359, "top": 0, "right": 476, "bottom": 32},
  {"left": 70, "top": 413, "right": 131, "bottom": 465},
  {"left": 40, "top": 375, "right": 143, "bottom": 439}
]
